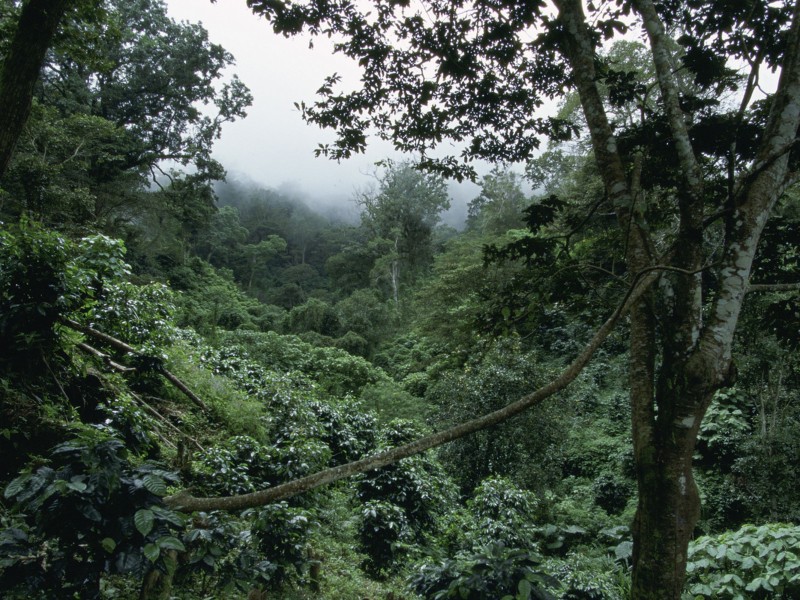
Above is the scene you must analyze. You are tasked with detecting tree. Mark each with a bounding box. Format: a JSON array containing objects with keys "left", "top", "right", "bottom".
[
  {"left": 1, "top": 0, "right": 252, "bottom": 232},
  {"left": 0, "top": 0, "right": 74, "bottom": 176},
  {"left": 467, "top": 168, "right": 529, "bottom": 234},
  {"left": 242, "top": 235, "right": 287, "bottom": 291},
  {"left": 232, "top": 2, "right": 800, "bottom": 598},
  {"left": 357, "top": 162, "right": 450, "bottom": 304}
]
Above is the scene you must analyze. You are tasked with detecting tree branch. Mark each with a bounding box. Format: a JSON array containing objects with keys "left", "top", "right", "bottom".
[
  {"left": 632, "top": 0, "right": 704, "bottom": 201},
  {"left": 164, "top": 269, "right": 660, "bottom": 512},
  {"left": 76, "top": 341, "right": 136, "bottom": 373},
  {"left": 63, "top": 319, "right": 209, "bottom": 412},
  {"left": 747, "top": 282, "right": 800, "bottom": 293}
]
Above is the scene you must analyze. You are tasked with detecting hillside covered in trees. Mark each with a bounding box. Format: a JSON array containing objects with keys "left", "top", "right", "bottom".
[{"left": 1, "top": 0, "right": 800, "bottom": 599}]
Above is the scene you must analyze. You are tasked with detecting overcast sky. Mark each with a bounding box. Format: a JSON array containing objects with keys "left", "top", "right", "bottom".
[{"left": 164, "top": 0, "right": 482, "bottom": 220}]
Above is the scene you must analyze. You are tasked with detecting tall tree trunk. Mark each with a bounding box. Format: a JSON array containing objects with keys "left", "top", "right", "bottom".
[
  {"left": 631, "top": 371, "right": 709, "bottom": 599},
  {"left": 0, "top": 0, "right": 73, "bottom": 177}
]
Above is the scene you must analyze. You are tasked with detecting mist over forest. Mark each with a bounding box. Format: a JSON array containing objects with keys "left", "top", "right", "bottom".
[{"left": 216, "top": 173, "right": 475, "bottom": 229}]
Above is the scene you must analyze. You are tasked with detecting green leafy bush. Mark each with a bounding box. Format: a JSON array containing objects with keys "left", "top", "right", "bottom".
[
  {"left": 541, "top": 553, "right": 627, "bottom": 599},
  {"left": 1, "top": 437, "right": 183, "bottom": 598},
  {"left": 426, "top": 339, "right": 564, "bottom": 493},
  {"left": 0, "top": 220, "right": 80, "bottom": 365},
  {"left": 356, "top": 420, "right": 456, "bottom": 574},
  {"left": 218, "top": 329, "right": 390, "bottom": 396},
  {"left": 409, "top": 544, "right": 556, "bottom": 600},
  {"left": 442, "top": 477, "right": 541, "bottom": 554},
  {"left": 359, "top": 500, "right": 414, "bottom": 576},
  {"left": 250, "top": 501, "right": 316, "bottom": 587},
  {"left": 685, "top": 523, "right": 800, "bottom": 598},
  {"left": 179, "top": 511, "right": 275, "bottom": 595}
]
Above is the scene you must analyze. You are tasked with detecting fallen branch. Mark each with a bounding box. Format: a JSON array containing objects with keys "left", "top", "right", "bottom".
[
  {"left": 164, "top": 269, "right": 659, "bottom": 513},
  {"left": 130, "top": 392, "right": 205, "bottom": 453},
  {"left": 63, "top": 319, "right": 208, "bottom": 412},
  {"left": 76, "top": 341, "right": 136, "bottom": 373}
]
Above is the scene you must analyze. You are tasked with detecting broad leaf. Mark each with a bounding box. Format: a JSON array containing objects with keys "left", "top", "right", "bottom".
[{"left": 134, "top": 508, "right": 155, "bottom": 537}]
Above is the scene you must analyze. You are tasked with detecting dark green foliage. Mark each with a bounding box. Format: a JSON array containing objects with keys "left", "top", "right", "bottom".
[
  {"left": 1, "top": 437, "right": 183, "bottom": 599},
  {"left": 310, "top": 398, "right": 377, "bottom": 465},
  {"left": 591, "top": 475, "right": 632, "bottom": 517},
  {"left": 0, "top": 220, "right": 79, "bottom": 365},
  {"left": 170, "top": 257, "right": 270, "bottom": 335},
  {"left": 695, "top": 389, "right": 751, "bottom": 469},
  {"left": 356, "top": 420, "right": 456, "bottom": 574},
  {"left": 409, "top": 544, "right": 556, "bottom": 600},
  {"left": 427, "top": 339, "right": 565, "bottom": 493},
  {"left": 179, "top": 511, "right": 276, "bottom": 595},
  {"left": 0, "top": 221, "right": 174, "bottom": 368},
  {"left": 250, "top": 502, "right": 316, "bottom": 587},
  {"left": 193, "top": 436, "right": 275, "bottom": 496},
  {"left": 732, "top": 426, "right": 800, "bottom": 523},
  {"left": 218, "top": 329, "right": 390, "bottom": 396},
  {"left": 685, "top": 524, "right": 800, "bottom": 598},
  {"left": 359, "top": 500, "right": 414, "bottom": 576},
  {"left": 540, "top": 553, "right": 626, "bottom": 600},
  {"left": 286, "top": 297, "right": 341, "bottom": 337},
  {"left": 440, "top": 477, "right": 540, "bottom": 555}
]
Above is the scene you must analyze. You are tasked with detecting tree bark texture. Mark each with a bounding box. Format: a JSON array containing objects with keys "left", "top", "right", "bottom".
[
  {"left": 0, "top": 0, "right": 73, "bottom": 177},
  {"left": 555, "top": 0, "right": 800, "bottom": 597}
]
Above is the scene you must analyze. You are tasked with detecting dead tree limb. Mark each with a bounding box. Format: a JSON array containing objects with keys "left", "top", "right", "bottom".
[
  {"left": 76, "top": 341, "right": 136, "bottom": 373},
  {"left": 130, "top": 392, "right": 205, "bottom": 453},
  {"left": 63, "top": 319, "right": 208, "bottom": 412},
  {"left": 164, "top": 270, "right": 659, "bottom": 512}
]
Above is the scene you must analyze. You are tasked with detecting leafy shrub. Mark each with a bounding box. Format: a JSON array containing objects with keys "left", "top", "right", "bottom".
[
  {"left": 192, "top": 434, "right": 332, "bottom": 498},
  {"left": 0, "top": 220, "right": 82, "bottom": 366},
  {"left": 179, "top": 511, "right": 275, "bottom": 595},
  {"left": 426, "top": 340, "right": 564, "bottom": 493},
  {"left": 359, "top": 500, "right": 414, "bottom": 576},
  {"left": 696, "top": 389, "right": 751, "bottom": 468},
  {"left": 193, "top": 435, "right": 274, "bottom": 495},
  {"left": 409, "top": 544, "right": 556, "bottom": 600},
  {"left": 310, "top": 398, "right": 378, "bottom": 464},
  {"left": 218, "top": 329, "right": 390, "bottom": 396},
  {"left": 731, "top": 423, "right": 800, "bottom": 524},
  {"left": 250, "top": 501, "right": 316, "bottom": 586},
  {"left": 360, "top": 380, "right": 430, "bottom": 423},
  {"left": 591, "top": 474, "right": 633, "bottom": 516},
  {"left": 356, "top": 420, "right": 456, "bottom": 574},
  {"left": 541, "top": 553, "right": 627, "bottom": 599},
  {"left": 86, "top": 280, "right": 175, "bottom": 355},
  {"left": 442, "top": 477, "right": 541, "bottom": 554},
  {"left": 685, "top": 523, "right": 800, "bottom": 598},
  {"left": 0, "top": 437, "right": 183, "bottom": 598}
]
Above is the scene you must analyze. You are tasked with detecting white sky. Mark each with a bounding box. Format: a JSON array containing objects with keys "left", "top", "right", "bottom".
[{"left": 165, "top": 0, "right": 479, "bottom": 216}]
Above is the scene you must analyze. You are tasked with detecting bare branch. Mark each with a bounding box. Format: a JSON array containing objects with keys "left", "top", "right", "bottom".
[
  {"left": 63, "top": 319, "right": 209, "bottom": 412},
  {"left": 76, "top": 341, "right": 137, "bottom": 373},
  {"left": 164, "top": 269, "right": 660, "bottom": 512},
  {"left": 747, "top": 282, "right": 800, "bottom": 293}
]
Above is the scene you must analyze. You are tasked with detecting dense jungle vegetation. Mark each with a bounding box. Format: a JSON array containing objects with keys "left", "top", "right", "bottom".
[{"left": 1, "top": 0, "right": 800, "bottom": 599}]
